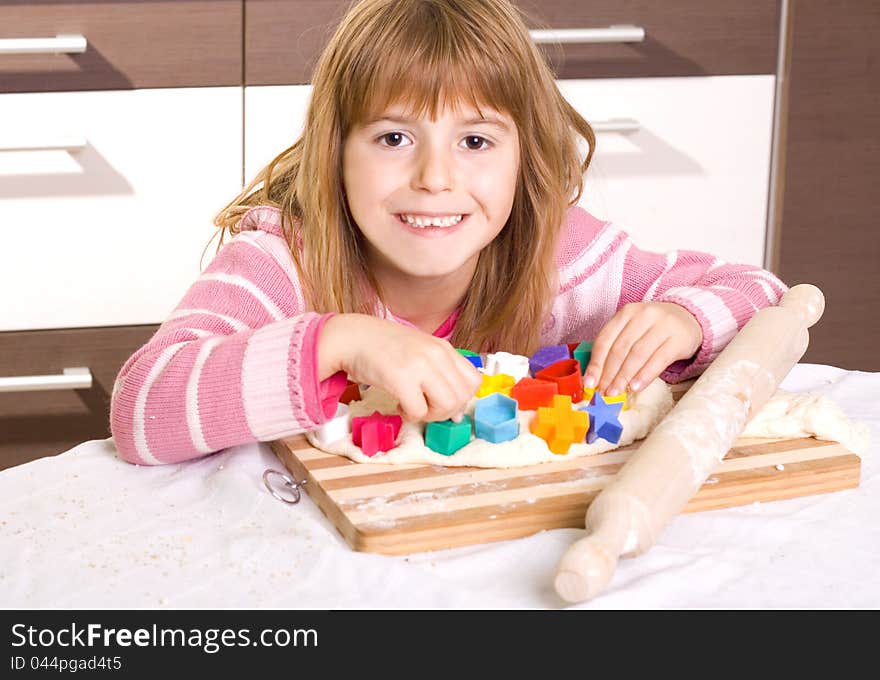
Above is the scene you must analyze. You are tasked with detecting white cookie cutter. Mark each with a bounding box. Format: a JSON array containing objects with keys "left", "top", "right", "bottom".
[
  {"left": 484, "top": 351, "right": 530, "bottom": 381},
  {"left": 310, "top": 402, "right": 351, "bottom": 447}
]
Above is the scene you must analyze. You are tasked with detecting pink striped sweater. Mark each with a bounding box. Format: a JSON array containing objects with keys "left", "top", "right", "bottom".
[{"left": 110, "top": 205, "right": 788, "bottom": 465}]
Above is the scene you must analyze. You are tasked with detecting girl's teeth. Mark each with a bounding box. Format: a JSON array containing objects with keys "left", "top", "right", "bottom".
[{"left": 400, "top": 214, "right": 463, "bottom": 228}]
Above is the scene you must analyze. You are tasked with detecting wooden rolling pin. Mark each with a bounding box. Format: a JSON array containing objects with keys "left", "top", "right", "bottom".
[{"left": 554, "top": 283, "right": 825, "bottom": 603}]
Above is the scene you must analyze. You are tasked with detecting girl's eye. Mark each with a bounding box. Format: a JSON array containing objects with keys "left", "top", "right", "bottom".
[
  {"left": 463, "top": 135, "right": 490, "bottom": 151},
  {"left": 378, "top": 132, "right": 411, "bottom": 147},
  {"left": 376, "top": 132, "right": 492, "bottom": 150}
]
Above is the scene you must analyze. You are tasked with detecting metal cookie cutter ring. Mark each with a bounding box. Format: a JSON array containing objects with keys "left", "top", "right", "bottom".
[{"left": 262, "top": 469, "right": 308, "bottom": 505}]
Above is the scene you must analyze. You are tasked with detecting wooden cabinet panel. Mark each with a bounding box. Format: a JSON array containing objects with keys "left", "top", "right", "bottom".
[
  {"left": 777, "top": 1, "right": 880, "bottom": 371},
  {"left": 520, "top": 0, "right": 780, "bottom": 79},
  {"left": 244, "top": 0, "right": 779, "bottom": 85},
  {"left": 0, "top": 325, "right": 158, "bottom": 470},
  {"left": 0, "top": 0, "right": 242, "bottom": 92}
]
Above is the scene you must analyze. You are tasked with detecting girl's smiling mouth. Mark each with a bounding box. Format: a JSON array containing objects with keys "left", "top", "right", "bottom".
[{"left": 395, "top": 213, "right": 470, "bottom": 237}]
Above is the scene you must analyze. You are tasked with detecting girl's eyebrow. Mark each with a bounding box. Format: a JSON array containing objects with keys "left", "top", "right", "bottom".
[{"left": 363, "top": 114, "right": 511, "bottom": 133}]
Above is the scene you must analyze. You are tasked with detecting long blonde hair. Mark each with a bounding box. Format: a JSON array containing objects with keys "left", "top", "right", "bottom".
[{"left": 214, "top": 0, "right": 595, "bottom": 355}]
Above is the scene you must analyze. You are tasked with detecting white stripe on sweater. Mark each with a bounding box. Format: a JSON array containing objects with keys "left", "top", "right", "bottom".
[
  {"left": 644, "top": 251, "right": 678, "bottom": 302},
  {"left": 752, "top": 277, "right": 780, "bottom": 305},
  {"left": 661, "top": 286, "right": 740, "bottom": 353},
  {"left": 186, "top": 337, "right": 222, "bottom": 454},
  {"left": 199, "top": 273, "right": 285, "bottom": 321},
  {"left": 706, "top": 256, "right": 727, "bottom": 273},
  {"left": 183, "top": 328, "right": 214, "bottom": 338},
  {"left": 560, "top": 221, "right": 622, "bottom": 284},
  {"left": 605, "top": 236, "right": 629, "bottom": 311},
  {"left": 235, "top": 232, "right": 305, "bottom": 310},
  {"left": 746, "top": 268, "right": 787, "bottom": 299},
  {"left": 134, "top": 342, "right": 189, "bottom": 465},
  {"left": 167, "top": 308, "right": 249, "bottom": 332},
  {"left": 548, "top": 235, "right": 628, "bottom": 342},
  {"left": 706, "top": 278, "right": 780, "bottom": 308}
]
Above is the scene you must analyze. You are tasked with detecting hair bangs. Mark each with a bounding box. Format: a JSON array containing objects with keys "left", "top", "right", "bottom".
[{"left": 338, "top": 2, "right": 527, "bottom": 131}]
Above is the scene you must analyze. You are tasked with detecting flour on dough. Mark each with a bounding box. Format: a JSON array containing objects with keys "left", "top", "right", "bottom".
[{"left": 306, "top": 378, "right": 674, "bottom": 468}]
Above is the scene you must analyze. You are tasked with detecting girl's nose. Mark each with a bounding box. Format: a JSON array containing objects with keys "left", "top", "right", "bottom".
[{"left": 412, "top": 143, "right": 454, "bottom": 193}]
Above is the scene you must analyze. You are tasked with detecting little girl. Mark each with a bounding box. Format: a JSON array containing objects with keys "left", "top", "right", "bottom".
[{"left": 111, "top": 0, "right": 787, "bottom": 465}]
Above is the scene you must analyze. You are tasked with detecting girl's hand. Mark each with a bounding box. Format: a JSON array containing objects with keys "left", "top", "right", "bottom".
[
  {"left": 583, "top": 302, "right": 703, "bottom": 396},
  {"left": 321, "top": 314, "right": 483, "bottom": 423}
]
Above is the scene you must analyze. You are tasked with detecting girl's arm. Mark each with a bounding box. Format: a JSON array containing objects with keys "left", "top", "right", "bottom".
[
  {"left": 619, "top": 236, "right": 788, "bottom": 383},
  {"left": 110, "top": 233, "right": 348, "bottom": 466},
  {"left": 554, "top": 207, "right": 788, "bottom": 384}
]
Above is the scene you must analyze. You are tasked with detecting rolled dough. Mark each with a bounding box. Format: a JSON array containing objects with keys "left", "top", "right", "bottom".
[{"left": 305, "top": 377, "right": 870, "bottom": 467}]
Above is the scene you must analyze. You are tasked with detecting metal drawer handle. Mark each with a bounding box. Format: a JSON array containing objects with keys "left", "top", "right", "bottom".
[
  {"left": 0, "top": 34, "right": 87, "bottom": 55},
  {"left": 0, "top": 138, "right": 87, "bottom": 153},
  {"left": 0, "top": 367, "right": 93, "bottom": 393},
  {"left": 591, "top": 118, "right": 642, "bottom": 133},
  {"left": 529, "top": 25, "right": 646, "bottom": 45}
]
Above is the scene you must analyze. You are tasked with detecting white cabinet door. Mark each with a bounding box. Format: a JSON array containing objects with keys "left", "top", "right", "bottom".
[
  {"left": 558, "top": 75, "right": 775, "bottom": 266},
  {"left": 244, "top": 85, "right": 311, "bottom": 183},
  {"left": 0, "top": 87, "right": 243, "bottom": 331},
  {"left": 244, "top": 77, "right": 775, "bottom": 267}
]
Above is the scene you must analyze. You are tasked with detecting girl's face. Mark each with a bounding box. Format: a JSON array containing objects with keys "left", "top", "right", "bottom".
[{"left": 342, "top": 101, "right": 520, "bottom": 285}]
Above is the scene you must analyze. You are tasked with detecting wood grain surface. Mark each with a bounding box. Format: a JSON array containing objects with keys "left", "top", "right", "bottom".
[
  {"left": 1, "top": 1, "right": 241, "bottom": 93},
  {"left": 245, "top": 0, "right": 780, "bottom": 85},
  {"left": 271, "top": 381, "right": 861, "bottom": 554},
  {"left": 0, "top": 324, "right": 158, "bottom": 469}
]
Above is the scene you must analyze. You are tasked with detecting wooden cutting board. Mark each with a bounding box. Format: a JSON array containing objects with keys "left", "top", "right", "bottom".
[{"left": 270, "top": 380, "right": 861, "bottom": 555}]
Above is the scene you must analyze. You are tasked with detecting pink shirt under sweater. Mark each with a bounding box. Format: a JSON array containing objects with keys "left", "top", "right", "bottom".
[{"left": 110, "top": 205, "right": 788, "bottom": 465}]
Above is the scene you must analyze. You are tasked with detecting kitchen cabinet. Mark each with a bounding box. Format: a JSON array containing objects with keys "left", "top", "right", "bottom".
[{"left": 0, "top": 1, "right": 243, "bottom": 468}]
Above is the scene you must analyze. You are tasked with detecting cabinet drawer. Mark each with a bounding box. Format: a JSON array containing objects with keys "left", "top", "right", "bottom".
[
  {"left": 244, "top": 0, "right": 779, "bottom": 85},
  {"left": 0, "top": 87, "right": 243, "bottom": 332},
  {"left": 0, "top": 324, "right": 158, "bottom": 470},
  {"left": 563, "top": 75, "right": 776, "bottom": 267},
  {"left": 519, "top": 0, "right": 780, "bottom": 79},
  {"left": 0, "top": 1, "right": 241, "bottom": 93}
]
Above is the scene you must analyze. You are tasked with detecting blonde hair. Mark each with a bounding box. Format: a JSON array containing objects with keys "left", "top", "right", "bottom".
[{"left": 214, "top": 0, "right": 595, "bottom": 355}]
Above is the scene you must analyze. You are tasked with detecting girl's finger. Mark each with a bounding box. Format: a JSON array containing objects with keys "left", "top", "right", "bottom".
[
  {"left": 450, "top": 348, "right": 484, "bottom": 400},
  {"left": 422, "top": 370, "right": 462, "bottom": 422},
  {"left": 628, "top": 337, "right": 676, "bottom": 393},
  {"left": 440, "top": 354, "right": 475, "bottom": 416},
  {"left": 605, "top": 327, "right": 666, "bottom": 395},
  {"left": 584, "top": 309, "right": 632, "bottom": 388},
  {"left": 395, "top": 383, "right": 429, "bottom": 422},
  {"left": 595, "top": 313, "right": 654, "bottom": 394}
]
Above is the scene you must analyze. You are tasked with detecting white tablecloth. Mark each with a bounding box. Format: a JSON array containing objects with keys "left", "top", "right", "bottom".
[{"left": 1, "top": 363, "right": 877, "bottom": 609}]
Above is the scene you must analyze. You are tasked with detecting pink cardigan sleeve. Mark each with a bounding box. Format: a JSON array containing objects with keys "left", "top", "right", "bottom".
[
  {"left": 620, "top": 231, "right": 789, "bottom": 383},
  {"left": 551, "top": 207, "right": 789, "bottom": 384},
  {"left": 110, "top": 233, "right": 347, "bottom": 466}
]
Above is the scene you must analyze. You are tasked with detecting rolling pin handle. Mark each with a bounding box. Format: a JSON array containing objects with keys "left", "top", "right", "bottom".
[
  {"left": 778, "top": 283, "right": 825, "bottom": 327},
  {"left": 555, "top": 491, "right": 645, "bottom": 603},
  {"left": 555, "top": 540, "right": 618, "bottom": 603}
]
